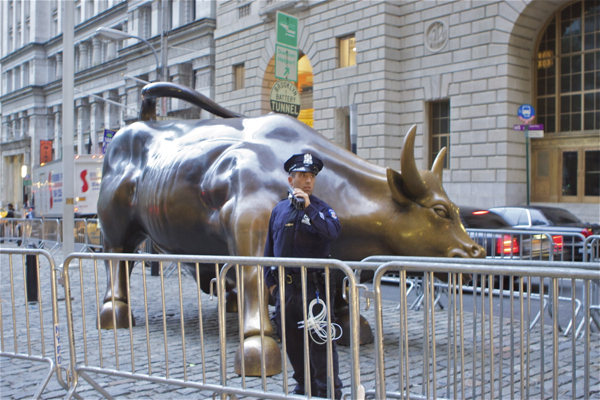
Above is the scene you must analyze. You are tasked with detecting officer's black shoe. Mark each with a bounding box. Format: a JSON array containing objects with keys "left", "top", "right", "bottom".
[
  {"left": 316, "top": 390, "right": 343, "bottom": 400},
  {"left": 292, "top": 383, "right": 318, "bottom": 396}
]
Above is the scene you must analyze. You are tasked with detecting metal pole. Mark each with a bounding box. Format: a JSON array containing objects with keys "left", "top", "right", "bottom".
[
  {"left": 161, "top": 0, "right": 168, "bottom": 117},
  {"left": 62, "top": 0, "right": 75, "bottom": 257},
  {"left": 525, "top": 124, "right": 530, "bottom": 206},
  {"left": 349, "top": 104, "right": 357, "bottom": 154}
]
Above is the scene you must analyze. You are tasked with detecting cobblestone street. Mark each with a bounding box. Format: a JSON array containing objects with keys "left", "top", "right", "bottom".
[{"left": 1, "top": 244, "right": 599, "bottom": 399}]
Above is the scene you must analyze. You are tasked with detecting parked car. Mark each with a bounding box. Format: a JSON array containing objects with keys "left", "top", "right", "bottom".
[
  {"left": 459, "top": 206, "right": 521, "bottom": 258},
  {"left": 489, "top": 206, "right": 595, "bottom": 261}
]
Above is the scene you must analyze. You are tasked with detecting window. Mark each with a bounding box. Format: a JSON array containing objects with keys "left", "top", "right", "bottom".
[
  {"left": 558, "top": 147, "right": 599, "bottom": 200},
  {"left": 234, "top": 63, "right": 245, "bottom": 90},
  {"left": 430, "top": 100, "right": 450, "bottom": 169},
  {"left": 140, "top": 6, "right": 152, "bottom": 39},
  {"left": 535, "top": 0, "right": 600, "bottom": 132},
  {"left": 238, "top": 4, "right": 251, "bottom": 19},
  {"left": 339, "top": 35, "right": 356, "bottom": 68}
]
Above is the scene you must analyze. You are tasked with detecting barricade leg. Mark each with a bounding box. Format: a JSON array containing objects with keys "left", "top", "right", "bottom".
[{"left": 0, "top": 249, "right": 68, "bottom": 399}]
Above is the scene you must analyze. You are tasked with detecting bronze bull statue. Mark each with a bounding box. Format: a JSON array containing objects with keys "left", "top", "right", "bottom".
[{"left": 98, "top": 82, "right": 485, "bottom": 377}]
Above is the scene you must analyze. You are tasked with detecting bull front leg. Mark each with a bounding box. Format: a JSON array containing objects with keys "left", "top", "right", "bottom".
[{"left": 223, "top": 199, "right": 281, "bottom": 377}]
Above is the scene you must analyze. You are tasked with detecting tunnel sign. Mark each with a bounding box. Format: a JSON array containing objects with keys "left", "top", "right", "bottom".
[{"left": 270, "top": 80, "right": 301, "bottom": 118}]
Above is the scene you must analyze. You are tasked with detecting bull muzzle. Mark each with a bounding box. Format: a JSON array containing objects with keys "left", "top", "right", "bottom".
[{"left": 448, "top": 243, "right": 486, "bottom": 258}]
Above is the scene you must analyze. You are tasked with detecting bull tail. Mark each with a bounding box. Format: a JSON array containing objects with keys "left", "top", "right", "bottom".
[{"left": 140, "top": 82, "right": 245, "bottom": 121}]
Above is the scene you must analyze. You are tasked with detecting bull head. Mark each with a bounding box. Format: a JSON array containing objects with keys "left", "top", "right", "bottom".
[{"left": 385, "top": 125, "right": 485, "bottom": 258}]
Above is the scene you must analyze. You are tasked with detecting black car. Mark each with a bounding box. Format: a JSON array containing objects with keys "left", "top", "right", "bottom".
[
  {"left": 489, "top": 206, "right": 595, "bottom": 261},
  {"left": 459, "top": 206, "right": 521, "bottom": 258}
]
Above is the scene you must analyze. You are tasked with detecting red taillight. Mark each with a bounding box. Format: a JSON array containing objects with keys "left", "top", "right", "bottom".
[
  {"left": 496, "top": 234, "right": 519, "bottom": 255},
  {"left": 581, "top": 228, "right": 592, "bottom": 238},
  {"left": 552, "top": 235, "right": 563, "bottom": 251},
  {"left": 472, "top": 210, "right": 489, "bottom": 215}
]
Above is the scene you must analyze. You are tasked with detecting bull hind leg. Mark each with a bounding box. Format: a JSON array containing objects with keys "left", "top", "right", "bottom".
[{"left": 99, "top": 236, "right": 147, "bottom": 329}]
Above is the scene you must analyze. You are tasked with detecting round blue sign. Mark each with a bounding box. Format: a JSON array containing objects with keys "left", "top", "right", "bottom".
[{"left": 518, "top": 104, "right": 535, "bottom": 120}]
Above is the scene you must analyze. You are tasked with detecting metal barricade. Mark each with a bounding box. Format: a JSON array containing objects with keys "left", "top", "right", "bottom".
[
  {"left": 0, "top": 248, "right": 69, "bottom": 399},
  {"left": 61, "top": 253, "right": 364, "bottom": 399},
  {"left": 584, "top": 235, "right": 600, "bottom": 263},
  {"left": 41, "top": 219, "right": 62, "bottom": 253},
  {"left": 84, "top": 219, "right": 103, "bottom": 252},
  {"left": 73, "top": 219, "right": 88, "bottom": 252},
  {"left": 20, "top": 218, "right": 45, "bottom": 248},
  {"left": 0, "top": 218, "right": 26, "bottom": 245},
  {"left": 365, "top": 258, "right": 599, "bottom": 400},
  {"left": 466, "top": 228, "right": 558, "bottom": 261}
]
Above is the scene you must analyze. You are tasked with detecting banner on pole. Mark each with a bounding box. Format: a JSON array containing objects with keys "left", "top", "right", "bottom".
[
  {"left": 102, "top": 129, "right": 116, "bottom": 154},
  {"left": 40, "top": 140, "right": 53, "bottom": 164}
]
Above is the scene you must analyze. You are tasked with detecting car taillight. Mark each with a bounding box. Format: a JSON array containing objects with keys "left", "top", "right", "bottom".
[
  {"left": 552, "top": 235, "right": 563, "bottom": 251},
  {"left": 581, "top": 228, "right": 592, "bottom": 238},
  {"left": 497, "top": 234, "right": 519, "bottom": 255}
]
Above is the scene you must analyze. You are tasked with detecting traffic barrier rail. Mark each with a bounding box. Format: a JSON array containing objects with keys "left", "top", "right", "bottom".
[
  {"left": 583, "top": 235, "right": 600, "bottom": 262},
  {"left": 41, "top": 219, "right": 62, "bottom": 254},
  {"left": 0, "top": 218, "right": 26, "bottom": 245},
  {"left": 21, "top": 218, "right": 45, "bottom": 249},
  {"left": 361, "top": 257, "right": 599, "bottom": 400},
  {"left": 84, "top": 219, "right": 103, "bottom": 252},
  {"left": 466, "top": 228, "right": 588, "bottom": 262},
  {"left": 0, "top": 247, "right": 69, "bottom": 399},
  {"left": 61, "top": 253, "right": 364, "bottom": 400}
]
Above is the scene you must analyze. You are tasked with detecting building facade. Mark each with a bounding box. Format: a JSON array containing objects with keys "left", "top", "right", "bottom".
[
  {"left": 214, "top": 0, "right": 599, "bottom": 223},
  {"left": 1, "top": 0, "right": 598, "bottom": 223},
  {"left": 1, "top": 0, "right": 216, "bottom": 214}
]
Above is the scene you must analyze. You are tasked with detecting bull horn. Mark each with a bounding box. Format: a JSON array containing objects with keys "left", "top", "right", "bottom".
[
  {"left": 431, "top": 147, "right": 447, "bottom": 182},
  {"left": 400, "top": 125, "right": 427, "bottom": 199}
]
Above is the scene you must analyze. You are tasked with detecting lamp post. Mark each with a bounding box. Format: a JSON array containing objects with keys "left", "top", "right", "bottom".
[{"left": 95, "top": 27, "right": 161, "bottom": 81}]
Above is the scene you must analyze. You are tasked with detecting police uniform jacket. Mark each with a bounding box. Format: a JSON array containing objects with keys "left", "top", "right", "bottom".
[{"left": 264, "top": 195, "right": 341, "bottom": 288}]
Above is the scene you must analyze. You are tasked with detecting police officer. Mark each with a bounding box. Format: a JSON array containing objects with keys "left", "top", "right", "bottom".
[{"left": 264, "top": 153, "right": 343, "bottom": 399}]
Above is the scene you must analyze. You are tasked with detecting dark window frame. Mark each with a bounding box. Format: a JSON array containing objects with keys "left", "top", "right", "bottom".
[{"left": 429, "top": 100, "right": 451, "bottom": 169}]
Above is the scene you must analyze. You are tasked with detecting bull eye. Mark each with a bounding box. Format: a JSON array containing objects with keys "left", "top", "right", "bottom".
[{"left": 433, "top": 205, "right": 449, "bottom": 219}]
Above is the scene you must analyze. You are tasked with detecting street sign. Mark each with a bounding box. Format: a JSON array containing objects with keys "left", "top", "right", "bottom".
[
  {"left": 513, "top": 124, "right": 544, "bottom": 138},
  {"left": 527, "top": 130, "right": 544, "bottom": 138},
  {"left": 274, "top": 44, "right": 298, "bottom": 82},
  {"left": 270, "top": 80, "right": 301, "bottom": 118},
  {"left": 518, "top": 104, "right": 535, "bottom": 124},
  {"left": 513, "top": 124, "right": 543, "bottom": 131},
  {"left": 276, "top": 11, "right": 298, "bottom": 48}
]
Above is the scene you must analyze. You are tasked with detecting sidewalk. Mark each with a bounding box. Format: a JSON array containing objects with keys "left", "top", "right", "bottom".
[{"left": 1, "top": 244, "right": 599, "bottom": 399}]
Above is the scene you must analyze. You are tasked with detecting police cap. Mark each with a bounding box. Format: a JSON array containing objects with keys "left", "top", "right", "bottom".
[{"left": 284, "top": 153, "right": 324, "bottom": 175}]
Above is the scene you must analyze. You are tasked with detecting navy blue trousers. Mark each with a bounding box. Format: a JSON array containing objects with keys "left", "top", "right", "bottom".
[{"left": 273, "top": 273, "right": 343, "bottom": 399}]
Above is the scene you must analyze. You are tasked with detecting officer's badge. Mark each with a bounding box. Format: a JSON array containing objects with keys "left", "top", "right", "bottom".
[
  {"left": 304, "top": 154, "right": 313, "bottom": 165},
  {"left": 301, "top": 214, "right": 311, "bottom": 225},
  {"left": 329, "top": 209, "right": 337, "bottom": 219}
]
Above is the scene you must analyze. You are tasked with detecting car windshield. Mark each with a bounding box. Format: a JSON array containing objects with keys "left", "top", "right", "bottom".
[
  {"left": 541, "top": 208, "right": 581, "bottom": 225},
  {"left": 530, "top": 209, "right": 549, "bottom": 226}
]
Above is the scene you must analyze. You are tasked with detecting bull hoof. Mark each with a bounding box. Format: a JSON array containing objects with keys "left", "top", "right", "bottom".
[
  {"left": 226, "top": 290, "right": 238, "bottom": 313},
  {"left": 335, "top": 309, "right": 373, "bottom": 346},
  {"left": 99, "top": 300, "right": 136, "bottom": 329},
  {"left": 234, "top": 336, "right": 281, "bottom": 376}
]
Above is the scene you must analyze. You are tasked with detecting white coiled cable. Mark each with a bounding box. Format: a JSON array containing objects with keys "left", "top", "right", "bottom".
[{"left": 297, "top": 297, "right": 343, "bottom": 344}]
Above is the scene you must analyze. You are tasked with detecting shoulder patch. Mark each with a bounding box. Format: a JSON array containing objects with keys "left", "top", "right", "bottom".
[{"left": 329, "top": 209, "right": 337, "bottom": 219}]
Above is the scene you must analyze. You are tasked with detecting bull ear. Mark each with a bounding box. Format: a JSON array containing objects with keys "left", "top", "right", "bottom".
[
  {"left": 386, "top": 168, "right": 411, "bottom": 207},
  {"left": 401, "top": 124, "right": 427, "bottom": 199},
  {"left": 431, "top": 147, "right": 447, "bottom": 182}
]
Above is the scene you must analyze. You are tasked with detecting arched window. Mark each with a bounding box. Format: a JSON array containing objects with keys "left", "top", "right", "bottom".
[
  {"left": 532, "top": 0, "right": 599, "bottom": 204},
  {"left": 535, "top": 0, "right": 600, "bottom": 133}
]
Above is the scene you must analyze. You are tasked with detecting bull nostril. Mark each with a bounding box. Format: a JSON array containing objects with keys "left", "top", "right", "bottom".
[{"left": 471, "top": 244, "right": 486, "bottom": 258}]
